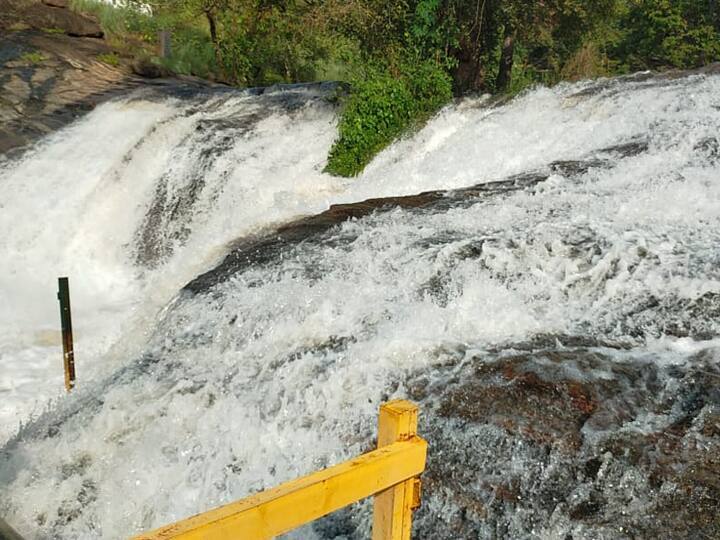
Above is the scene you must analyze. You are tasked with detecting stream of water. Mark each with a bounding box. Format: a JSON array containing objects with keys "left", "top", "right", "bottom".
[{"left": 1, "top": 71, "right": 719, "bottom": 539}]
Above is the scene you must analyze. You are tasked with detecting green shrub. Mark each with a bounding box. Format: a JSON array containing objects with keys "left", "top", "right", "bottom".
[
  {"left": 215, "top": 7, "right": 331, "bottom": 87},
  {"left": 160, "top": 27, "right": 217, "bottom": 78},
  {"left": 613, "top": 0, "right": 720, "bottom": 71},
  {"left": 325, "top": 59, "right": 451, "bottom": 177},
  {"left": 405, "top": 60, "right": 453, "bottom": 113},
  {"left": 70, "top": 0, "right": 136, "bottom": 36},
  {"left": 70, "top": 0, "right": 217, "bottom": 78}
]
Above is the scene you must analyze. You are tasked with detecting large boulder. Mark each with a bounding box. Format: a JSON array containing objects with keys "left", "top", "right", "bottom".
[
  {"left": 131, "top": 57, "right": 173, "bottom": 79},
  {"left": 26, "top": 2, "right": 103, "bottom": 38},
  {"left": 407, "top": 341, "right": 720, "bottom": 539}
]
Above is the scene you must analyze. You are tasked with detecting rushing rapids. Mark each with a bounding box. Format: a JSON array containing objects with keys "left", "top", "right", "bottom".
[{"left": 1, "top": 68, "right": 719, "bottom": 539}]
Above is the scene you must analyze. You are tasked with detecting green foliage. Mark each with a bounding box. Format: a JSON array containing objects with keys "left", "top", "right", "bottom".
[
  {"left": 410, "top": 0, "right": 459, "bottom": 67},
  {"left": 19, "top": 51, "right": 46, "bottom": 64},
  {"left": 215, "top": 5, "right": 330, "bottom": 86},
  {"left": 67, "top": 0, "right": 720, "bottom": 176},
  {"left": 70, "top": 0, "right": 217, "bottom": 78},
  {"left": 70, "top": 0, "right": 140, "bottom": 36},
  {"left": 163, "top": 27, "right": 217, "bottom": 78},
  {"left": 612, "top": 0, "right": 720, "bottom": 71},
  {"left": 325, "top": 59, "right": 452, "bottom": 177}
]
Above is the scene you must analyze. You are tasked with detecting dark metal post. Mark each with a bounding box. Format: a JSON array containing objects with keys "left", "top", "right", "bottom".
[
  {"left": 57, "top": 277, "right": 76, "bottom": 392},
  {"left": 159, "top": 29, "right": 172, "bottom": 59}
]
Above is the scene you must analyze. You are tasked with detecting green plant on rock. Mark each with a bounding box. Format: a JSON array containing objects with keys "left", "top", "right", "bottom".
[
  {"left": 325, "top": 58, "right": 452, "bottom": 177},
  {"left": 8, "top": 22, "right": 31, "bottom": 32},
  {"left": 19, "top": 51, "right": 47, "bottom": 64},
  {"left": 97, "top": 52, "right": 121, "bottom": 66}
]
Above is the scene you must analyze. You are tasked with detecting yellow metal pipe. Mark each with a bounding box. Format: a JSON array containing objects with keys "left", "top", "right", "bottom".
[{"left": 133, "top": 436, "right": 427, "bottom": 540}]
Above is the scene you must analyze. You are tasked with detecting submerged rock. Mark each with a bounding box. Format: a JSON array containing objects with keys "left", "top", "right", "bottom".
[
  {"left": 131, "top": 57, "right": 173, "bottom": 79},
  {"left": 408, "top": 344, "right": 720, "bottom": 539}
]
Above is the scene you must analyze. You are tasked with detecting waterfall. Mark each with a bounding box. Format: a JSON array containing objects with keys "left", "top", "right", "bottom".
[{"left": 1, "top": 71, "right": 719, "bottom": 539}]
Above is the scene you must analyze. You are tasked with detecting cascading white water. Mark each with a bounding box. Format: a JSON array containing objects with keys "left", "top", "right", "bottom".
[
  {"left": 1, "top": 71, "right": 719, "bottom": 539},
  {"left": 0, "top": 85, "right": 346, "bottom": 438}
]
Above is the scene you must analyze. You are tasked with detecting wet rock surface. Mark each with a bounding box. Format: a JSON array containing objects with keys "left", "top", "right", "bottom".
[
  {"left": 132, "top": 82, "right": 341, "bottom": 268},
  {"left": 407, "top": 344, "right": 720, "bottom": 539},
  {"left": 172, "top": 114, "right": 720, "bottom": 538},
  {"left": 2, "top": 20, "right": 719, "bottom": 537},
  {"left": 0, "top": 0, "right": 127, "bottom": 158},
  {"left": 184, "top": 140, "right": 646, "bottom": 294}
]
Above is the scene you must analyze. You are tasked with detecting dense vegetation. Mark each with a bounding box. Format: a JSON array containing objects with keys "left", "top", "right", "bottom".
[{"left": 72, "top": 0, "right": 720, "bottom": 176}]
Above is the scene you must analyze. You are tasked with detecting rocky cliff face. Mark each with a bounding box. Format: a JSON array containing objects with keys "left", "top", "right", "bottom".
[
  {"left": 0, "top": 0, "right": 218, "bottom": 157},
  {"left": 0, "top": 0, "right": 125, "bottom": 154}
]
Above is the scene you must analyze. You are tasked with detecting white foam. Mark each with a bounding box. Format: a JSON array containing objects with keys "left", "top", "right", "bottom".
[
  {"left": 1, "top": 73, "right": 720, "bottom": 538},
  {"left": 0, "top": 88, "right": 344, "bottom": 440}
]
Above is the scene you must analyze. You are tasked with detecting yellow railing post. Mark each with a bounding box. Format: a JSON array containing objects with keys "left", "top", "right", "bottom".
[
  {"left": 371, "top": 400, "right": 422, "bottom": 540},
  {"left": 132, "top": 400, "right": 426, "bottom": 540}
]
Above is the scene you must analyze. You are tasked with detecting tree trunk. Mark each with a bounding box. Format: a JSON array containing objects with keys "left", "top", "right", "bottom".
[
  {"left": 451, "top": 35, "right": 485, "bottom": 95},
  {"left": 206, "top": 10, "right": 218, "bottom": 46},
  {"left": 205, "top": 10, "right": 223, "bottom": 78},
  {"left": 495, "top": 24, "right": 515, "bottom": 92}
]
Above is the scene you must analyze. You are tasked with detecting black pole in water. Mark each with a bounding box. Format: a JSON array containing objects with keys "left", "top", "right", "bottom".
[{"left": 57, "top": 277, "right": 76, "bottom": 392}]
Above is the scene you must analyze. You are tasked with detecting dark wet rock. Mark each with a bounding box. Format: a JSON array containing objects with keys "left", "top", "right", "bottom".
[
  {"left": 183, "top": 142, "right": 654, "bottom": 295},
  {"left": 132, "top": 85, "right": 337, "bottom": 268},
  {"left": 695, "top": 136, "right": 720, "bottom": 160},
  {"left": 569, "top": 63, "right": 720, "bottom": 99},
  {"left": 0, "top": 517, "right": 24, "bottom": 540},
  {"left": 621, "top": 292, "right": 720, "bottom": 340},
  {"left": 183, "top": 190, "right": 450, "bottom": 293},
  {"left": 42, "top": 0, "right": 69, "bottom": 7},
  {"left": 438, "top": 355, "right": 599, "bottom": 452},
  {"left": 598, "top": 139, "right": 649, "bottom": 158},
  {"left": 131, "top": 57, "right": 173, "bottom": 79},
  {"left": 551, "top": 159, "right": 608, "bottom": 176},
  {"left": 185, "top": 166, "right": 592, "bottom": 293},
  {"left": 408, "top": 344, "right": 720, "bottom": 539}
]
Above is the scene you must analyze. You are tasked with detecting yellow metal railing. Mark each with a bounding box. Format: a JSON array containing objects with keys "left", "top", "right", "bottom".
[{"left": 133, "top": 400, "right": 427, "bottom": 540}]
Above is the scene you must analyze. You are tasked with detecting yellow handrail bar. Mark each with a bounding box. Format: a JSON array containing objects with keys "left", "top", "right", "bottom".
[{"left": 133, "top": 400, "right": 426, "bottom": 540}]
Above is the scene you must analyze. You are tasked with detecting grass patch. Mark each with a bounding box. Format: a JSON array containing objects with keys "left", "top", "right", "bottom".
[
  {"left": 9, "top": 22, "right": 31, "bottom": 32},
  {"left": 20, "top": 51, "right": 47, "bottom": 64},
  {"left": 69, "top": 0, "right": 216, "bottom": 78},
  {"left": 97, "top": 52, "right": 120, "bottom": 66},
  {"left": 41, "top": 27, "right": 66, "bottom": 35},
  {"left": 69, "top": 0, "right": 143, "bottom": 37}
]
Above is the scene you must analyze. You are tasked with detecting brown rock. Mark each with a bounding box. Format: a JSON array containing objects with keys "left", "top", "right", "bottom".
[
  {"left": 25, "top": 3, "right": 103, "bottom": 38},
  {"left": 412, "top": 345, "right": 720, "bottom": 539},
  {"left": 438, "top": 354, "right": 599, "bottom": 451}
]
